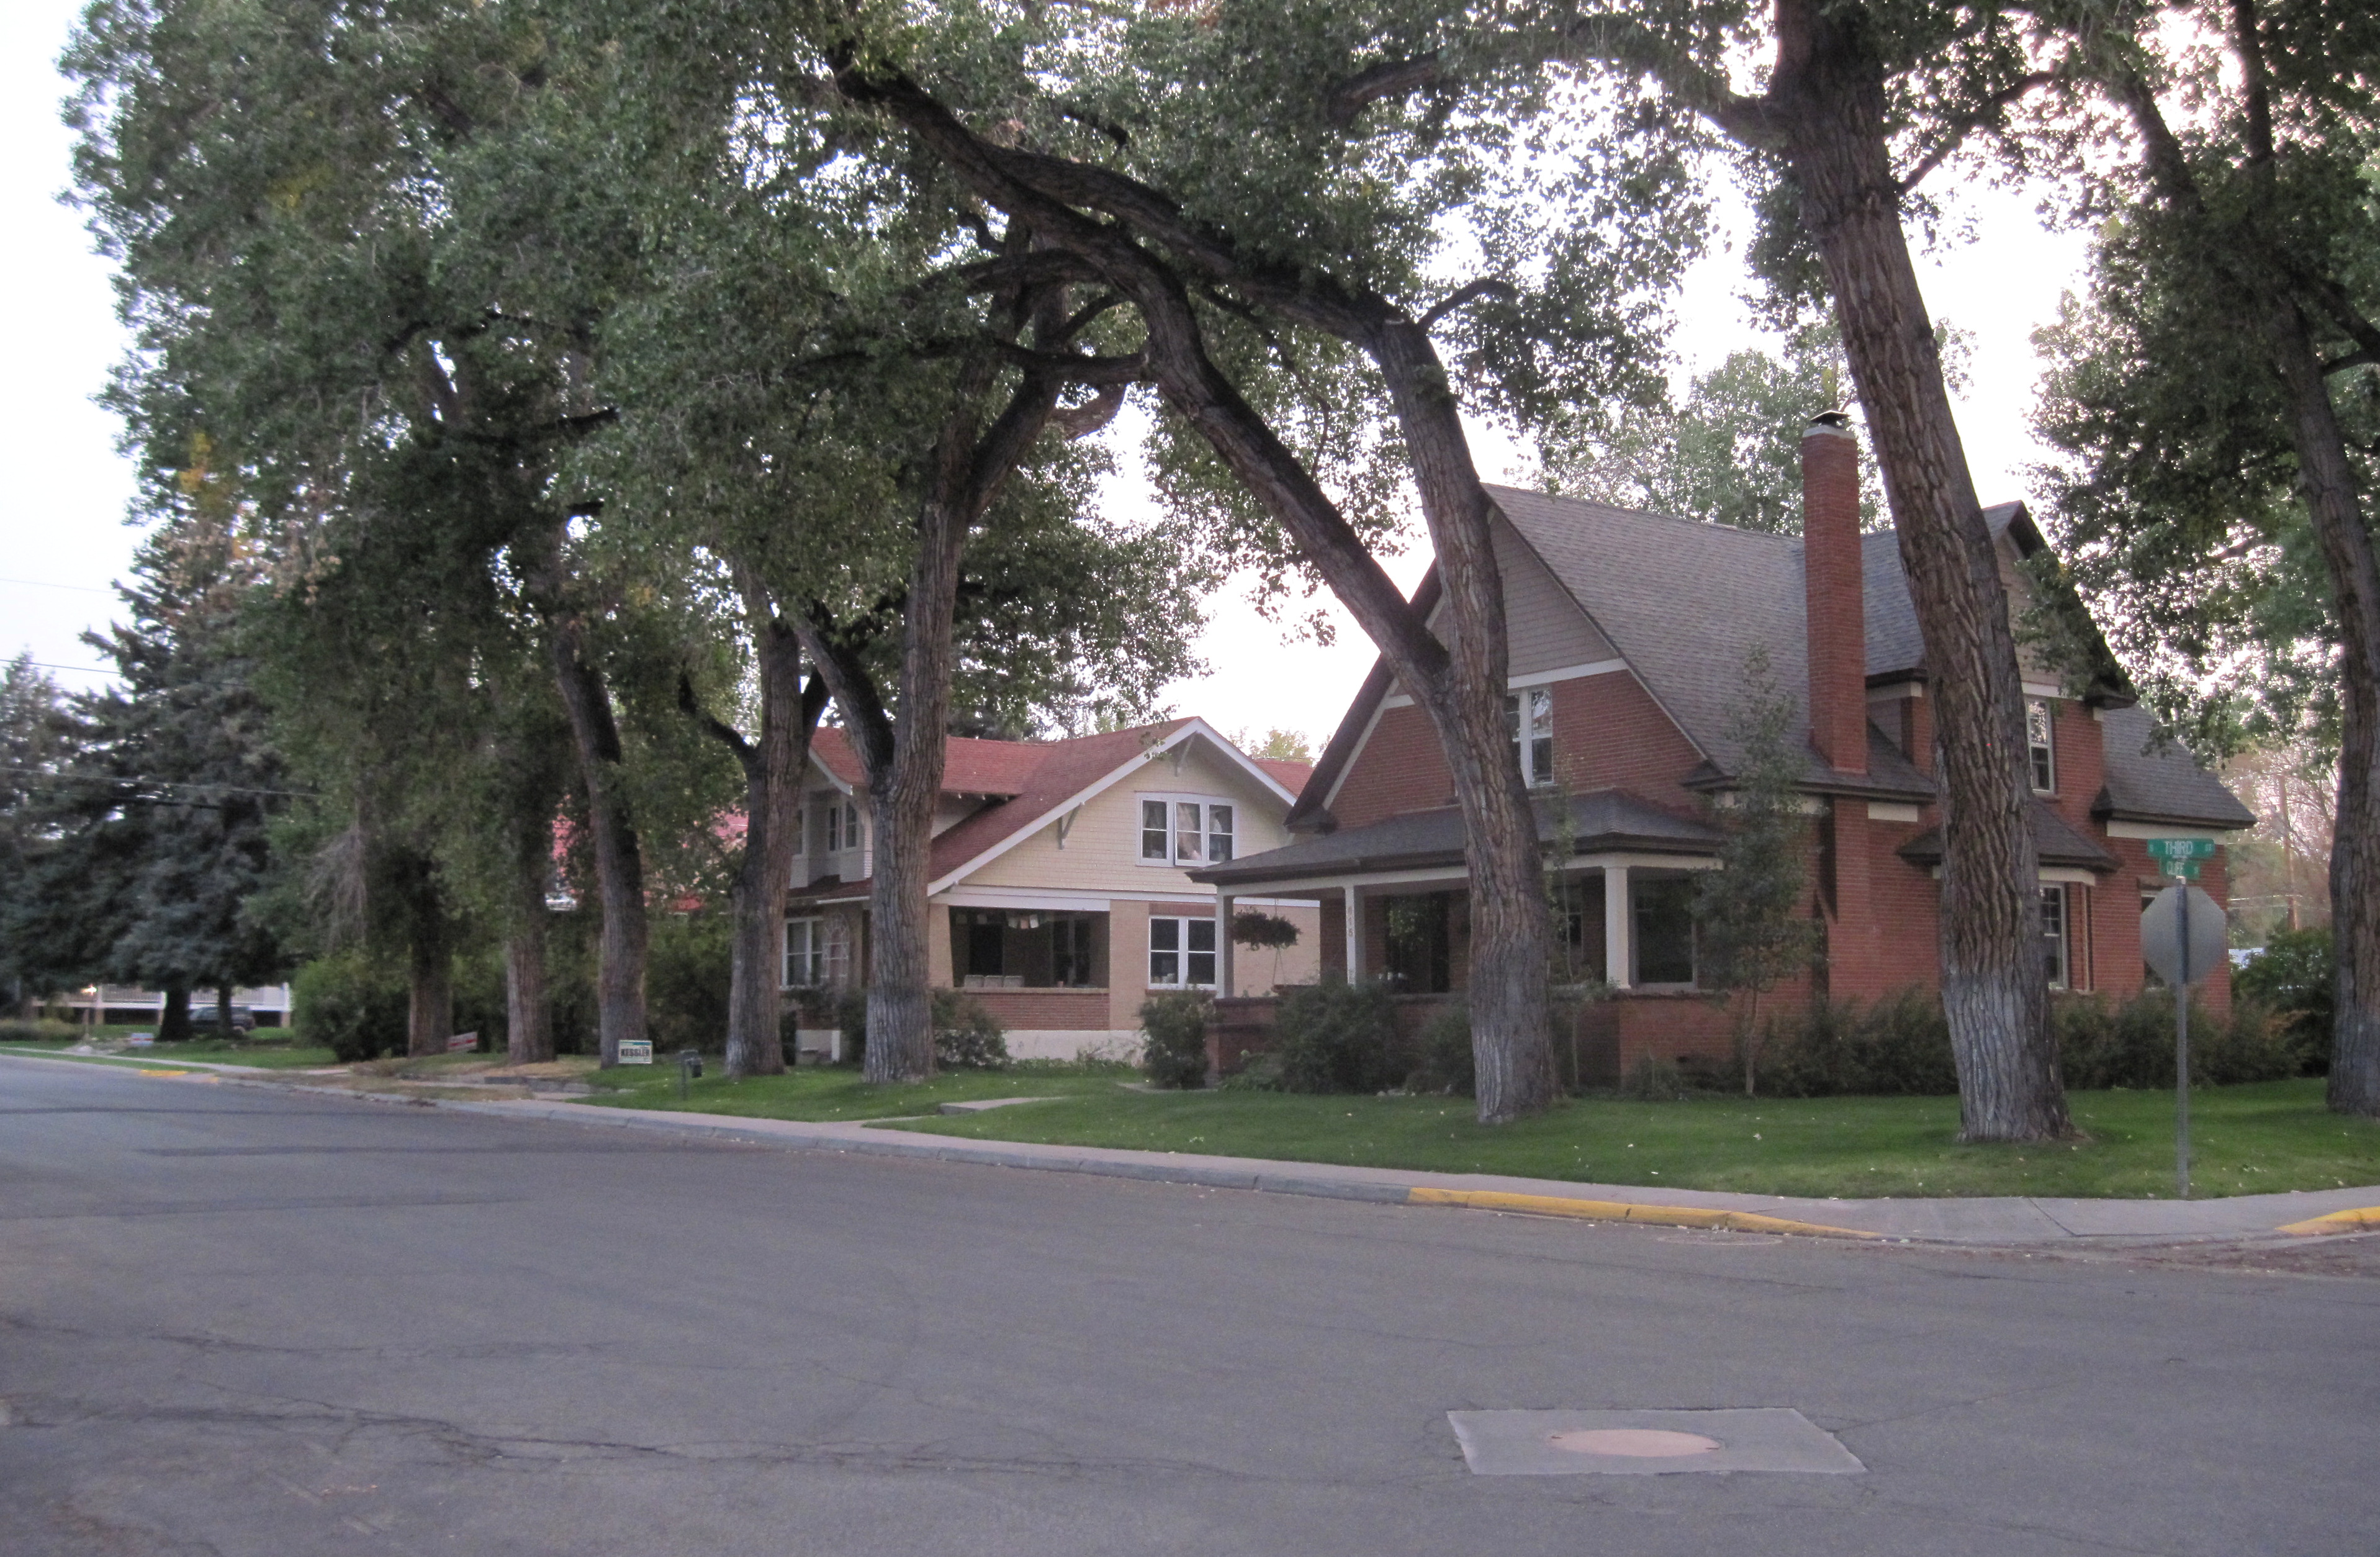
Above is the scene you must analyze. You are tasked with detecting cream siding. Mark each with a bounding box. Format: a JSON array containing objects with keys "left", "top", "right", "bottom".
[{"left": 960, "top": 739, "right": 1296, "bottom": 893}]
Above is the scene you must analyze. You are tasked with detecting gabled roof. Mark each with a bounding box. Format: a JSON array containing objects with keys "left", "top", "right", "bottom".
[
  {"left": 1292, "top": 485, "right": 2248, "bottom": 834},
  {"left": 1197, "top": 788, "right": 1722, "bottom": 888},
  {"left": 790, "top": 718, "right": 1311, "bottom": 905}
]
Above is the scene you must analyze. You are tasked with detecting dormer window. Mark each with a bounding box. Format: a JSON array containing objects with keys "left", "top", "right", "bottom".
[
  {"left": 1507, "top": 688, "right": 1554, "bottom": 787},
  {"left": 2026, "top": 699, "right": 2056, "bottom": 794}
]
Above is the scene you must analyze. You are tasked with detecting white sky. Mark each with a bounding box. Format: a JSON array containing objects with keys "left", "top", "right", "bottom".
[{"left": 1, "top": 0, "right": 2088, "bottom": 750}]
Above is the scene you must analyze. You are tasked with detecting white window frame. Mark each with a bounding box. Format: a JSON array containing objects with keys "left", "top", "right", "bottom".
[
  {"left": 1147, "top": 915, "right": 1219, "bottom": 988},
  {"left": 783, "top": 916, "right": 826, "bottom": 989},
  {"left": 1507, "top": 687, "right": 1554, "bottom": 787},
  {"left": 1137, "top": 794, "right": 1235, "bottom": 867},
  {"left": 2041, "top": 885, "right": 2070, "bottom": 990},
  {"left": 2026, "top": 698, "right": 2057, "bottom": 795}
]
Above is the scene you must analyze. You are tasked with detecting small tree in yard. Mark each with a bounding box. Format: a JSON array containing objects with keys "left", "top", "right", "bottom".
[{"left": 1695, "top": 648, "right": 1822, "bottom": 1096}]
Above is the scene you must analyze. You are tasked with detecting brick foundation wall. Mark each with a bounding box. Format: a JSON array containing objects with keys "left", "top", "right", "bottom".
[{"left": 960, "top": 988, "right": 1113, "bottom": 1032}]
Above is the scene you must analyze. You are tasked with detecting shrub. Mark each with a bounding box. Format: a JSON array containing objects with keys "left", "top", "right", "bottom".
[
  {"left": 1139, "top": 990, "right": 1212, "bottom": 1088},
  {"left": 1218, "top": 1050, "right": 1284, "bottom": 1091},
  {"left": 292, "top": 952, "right": 408, "bottom": 1063},
  {"left": 1620, "top": 1054, "right": 1690, "bottom": 1101},
  {"left": 2234, "top": 928, "right": 2333, "bottom": 1067},
  {"left": 1757, "top": 991, "right": 1959, "bottom": 1098},
  {"left": 934, "top": 991, "right": 1008, "bottom": 1070},
  {"left": 647, "top": 913, "right": 733, "bottom": 1055},
  {"left": 1272, "top": 979, "right": 1404, "bottom": 1094},
  {"left": 2056, "top": 990, "right": 2304, "bottom": 1088},
  {"left": 0, "top": 1018, "right": 79, "bottom": 1045},
  {"left": 1407, "top": 1001, "right": 1475, "bottom": 1096}
]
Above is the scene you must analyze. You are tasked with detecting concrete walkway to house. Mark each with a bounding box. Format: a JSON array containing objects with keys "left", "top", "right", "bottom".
[{"left": 7, "top": 1049, "right": 2371, "bottom": 1246}]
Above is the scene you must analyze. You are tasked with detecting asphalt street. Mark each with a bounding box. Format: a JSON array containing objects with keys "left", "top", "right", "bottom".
[{"left": 4, "top": 1058, "right": 2374, "bottom": 1556}]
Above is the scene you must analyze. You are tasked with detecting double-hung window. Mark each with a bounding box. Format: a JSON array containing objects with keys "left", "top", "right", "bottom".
[
  {"left": 784, "top": 916, "right": 826, "bottom": 988},
  {"left": 1507, "top": 688, "right": 1554, "bottom": 787},
  {"left": 1139, "top": 796, "right": 1233, "bottom": 865},
  {"left": 1148, "top": 916, "right": 1218, "bottom": 988},
  {"left": 2026, "top": 699, "right": 2057, "bottom": 794},
  {"left": 2040, "top": 885, "right": 2070, "bottom": 990}
]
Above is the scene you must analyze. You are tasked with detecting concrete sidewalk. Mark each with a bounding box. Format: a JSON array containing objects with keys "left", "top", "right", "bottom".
[
  {"left": 436, "top": 1091, "right": 2379, "bottom": 1247},
  {"left": 11, "top": 1049, "right": 2372, "bottom": 1245}
]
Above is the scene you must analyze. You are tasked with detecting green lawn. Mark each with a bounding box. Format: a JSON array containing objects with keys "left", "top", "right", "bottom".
[
  {"left": 0, "top": 1028, "right": 340, "bottom": 1069},
  {"left": 597, "top": 1073, "right": 2376, "bottom": 1200},
  {"left": 584, "top": 1062, "right": 1140, "bottom": 1122}
]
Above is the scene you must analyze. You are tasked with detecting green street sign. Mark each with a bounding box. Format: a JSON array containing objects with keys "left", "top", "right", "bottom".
[
  {"left": 2145, "top": 837, "right": 2216, "bottom": 862},
  {"left": 2162, "top": 860, "right": 2201, "bottom": 880}
]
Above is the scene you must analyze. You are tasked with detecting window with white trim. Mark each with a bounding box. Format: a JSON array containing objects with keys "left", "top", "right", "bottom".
[
  {"left": 784, "top": 916, "right": 826, "bottom": 988},
  {"left": 1148, "top": 916, "right": 1218, "bottom": 988},
  {"left": 2026, "top": 699, "right": 2056, "bottom": 794},
  {"left": 809, "top": 795, "right": 861, "bottom": 855},
  {"left": 1139, "top": 796, "right": 1233, "bottom": 865},
  {"left": 2041, "top": 885, "right": 2070, "bottom": 990},
  {"left": 1508, "top": 688, "right": 1554, "bottom": 787}
]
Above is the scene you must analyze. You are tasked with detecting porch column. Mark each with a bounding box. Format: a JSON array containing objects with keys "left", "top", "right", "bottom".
[
  {"left": 1603, "top": 865, "right": 1632, "bottom": 990},
  {"left": 1344, "top": 884, "right": 1363, "bottom": 982},
  {"left": 1217, "top": 892, "right": 1235, "bottom": 996}
]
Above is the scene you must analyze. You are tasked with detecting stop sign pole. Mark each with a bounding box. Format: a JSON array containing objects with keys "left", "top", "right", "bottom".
[{"left": 2140, "top": 840, "right": 2224, "bottom": 1199}]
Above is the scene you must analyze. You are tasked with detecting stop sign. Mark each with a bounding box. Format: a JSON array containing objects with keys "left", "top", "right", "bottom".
[{"left": 2140, "top": 884, "right": 2227, "bottom": 988}]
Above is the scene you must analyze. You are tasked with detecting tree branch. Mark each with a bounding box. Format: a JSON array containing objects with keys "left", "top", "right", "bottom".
[
  {"left": 1895, "top": 71, "right": 2060, "bottom": 194},
  {"left": 677, "top": 670, "right": 757, "bottom": 775},
  {"left": 1417, "top": 278, "right": 1517, "bottom": 332},
  {"left": 1323, "top": 56, "right": 1443, "bottom": 128}
]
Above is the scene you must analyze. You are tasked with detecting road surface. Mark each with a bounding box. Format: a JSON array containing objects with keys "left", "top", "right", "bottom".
[{"left": 4, "top": 1058, "right": 2373, "bottom": 1555}]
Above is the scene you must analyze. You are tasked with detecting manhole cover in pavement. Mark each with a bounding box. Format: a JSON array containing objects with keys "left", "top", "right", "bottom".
[{"left": 1448, "top": 1409, "right": 1864, "bottom": 1476}]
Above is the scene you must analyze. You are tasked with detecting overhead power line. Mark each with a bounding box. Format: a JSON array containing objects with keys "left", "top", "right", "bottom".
[
  {"left": 0, "top": 576, "right": 114, "bottom": 594},
  {"left": 0, "top": 764, "right": 315, "bottom": 801}
]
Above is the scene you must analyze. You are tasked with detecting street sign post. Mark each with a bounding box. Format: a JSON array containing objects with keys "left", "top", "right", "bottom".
[{"left": 2140, "top": 873, "right": 2227, "bottom": 1199}]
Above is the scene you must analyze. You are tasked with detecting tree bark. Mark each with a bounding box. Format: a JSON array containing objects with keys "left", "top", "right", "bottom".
[
  {"left": 505, "top": 810, "right": 553, "bottom": 1067},
  {"left": 2266, "top": 302, "right": 2380, "bottom": 1114},
  {"left": 158, "top": 983, "right": 191, "bottom": 1044},
  {"left": 705, "top": 612, "right": 827, "bottom": 1080},
  {"left": 1769, "top": 0, "right": 2070, "bottom": 1141},
  {"left": 827, "top": 66, "right": 1560, "bottom": 1121},
  {"left": 406, "top": 921, "right": 453, "bottom": 1059}
]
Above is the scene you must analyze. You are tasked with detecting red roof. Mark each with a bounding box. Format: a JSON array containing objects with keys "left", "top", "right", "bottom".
[{"left": 790, "top": 718, "right": 1299, "bottom": 901}]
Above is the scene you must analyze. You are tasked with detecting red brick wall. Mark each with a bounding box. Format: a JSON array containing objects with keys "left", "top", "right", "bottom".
[
  {"left": 1549, "top": 672, "right": 1705, "bottom": 810},
  {"left": 962, "top": 988, "right": 1113, "bottom": 1032},
  {"left": 1575, "top": 993, "right": 1738, "bottom": 1080},
  {"left": 1328, "top": 704, "right": 1453, "bottom": 827}
]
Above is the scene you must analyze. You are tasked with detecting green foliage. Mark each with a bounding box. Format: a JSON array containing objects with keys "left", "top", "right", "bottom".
[
  {"left": 1754, "top": 992, "right": 1962, "bottom": 1099},
  {"left": 1229, "top": 912, "right": 1302, "bottom": 951},
  {"left": 2234, "top": 929, "right": 2337, "bottom": 1062},
  {"left": 0, "top": 1019, "right": 81, "bottom": 1045},
  {"left": 1139, "top": 990, "right": 1213, "bottom": 1090},
  {"left": 1409, "top": 1001, "right": 1476, "bottom": 1097},
  {"left": 292, "top": 951, "right": 408, "bottom": 1063},
  {"left": 647, "top": 913, "right": 734, "bottom": 1054},
  {"left": 1695, "top": 646, "right": 1821, "bottom": 1093},
  {"left": 2058, "top": 991, "right": 2311, "bottom": 1090},
  {"left": 1271, "top": 980, "right": 1404, "bottom": 1095},
  {"left": 1619, "top": 1054, "right": 1691, "bottom": 1101}
]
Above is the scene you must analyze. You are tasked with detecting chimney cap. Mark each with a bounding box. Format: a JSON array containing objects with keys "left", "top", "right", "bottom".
[{"left": 1803, "top": 410, "right": 1853, "bottom": 435}]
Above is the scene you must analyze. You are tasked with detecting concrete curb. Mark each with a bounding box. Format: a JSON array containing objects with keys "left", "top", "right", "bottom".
[{"left": 9, "top": 1050, "right": 2375, "bottom": 1246}]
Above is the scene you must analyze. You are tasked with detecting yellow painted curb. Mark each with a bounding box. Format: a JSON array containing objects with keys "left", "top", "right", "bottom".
[
  {"left": 1405, "top": 1186, "right": 1882, "bottom": 1240},
  {"left": 138, "top": 1068, "right": 189, "bottom": 1076},
  {"left": 2276, "top": 1206, "right": 2380, "bottom": 1236}
]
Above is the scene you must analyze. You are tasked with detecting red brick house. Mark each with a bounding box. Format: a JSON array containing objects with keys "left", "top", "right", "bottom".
[{"left": 1190, "top": 418, "right": 2254, "bottom": 1081}]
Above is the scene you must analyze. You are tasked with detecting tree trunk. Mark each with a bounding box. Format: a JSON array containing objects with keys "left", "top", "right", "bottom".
[
  {"left": 215, "top": 983, "right": 234, "bottom": 1036},
  {"left": 158, "top": 984, "right": 191, "bottom": 1044},
  {"left": 723, "top": 619, "right": 820, "bottom": 1079},
  {"left": 407, "top": 923, "right": 453, "bottom": 1059},
  {"left": 1773, "top": 0, "right": 2070, "bottom": 1141},
  {"left": 2263, "top": 302, "right": 2380, "bottom": 1114},
  {"left": 505, "top": 811, "right": 553, "bottom": 1067},
  {"left": 1362, "top": 318, "right": 1558, "bottom": 1123},
  {"left": 548, "top": 618, "right": 648, "bottom": 1070}
]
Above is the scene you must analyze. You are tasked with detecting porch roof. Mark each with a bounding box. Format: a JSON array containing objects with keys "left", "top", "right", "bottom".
[
  {"left": 1896, "top": 799, "right": 2121, "bottom": 873},
  {"left": 1189, "top": 788, "right": 1722, "bottom": 888}
]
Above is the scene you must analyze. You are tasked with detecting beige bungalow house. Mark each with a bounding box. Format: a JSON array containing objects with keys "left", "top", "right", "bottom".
[{"left": 783, "top": 718, "right": 1320, "bottom": 1059}]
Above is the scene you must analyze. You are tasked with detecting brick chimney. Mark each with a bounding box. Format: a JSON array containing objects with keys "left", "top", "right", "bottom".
[{"left": 1802, "top": 413, "right": 1867, "bottom": 775}]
